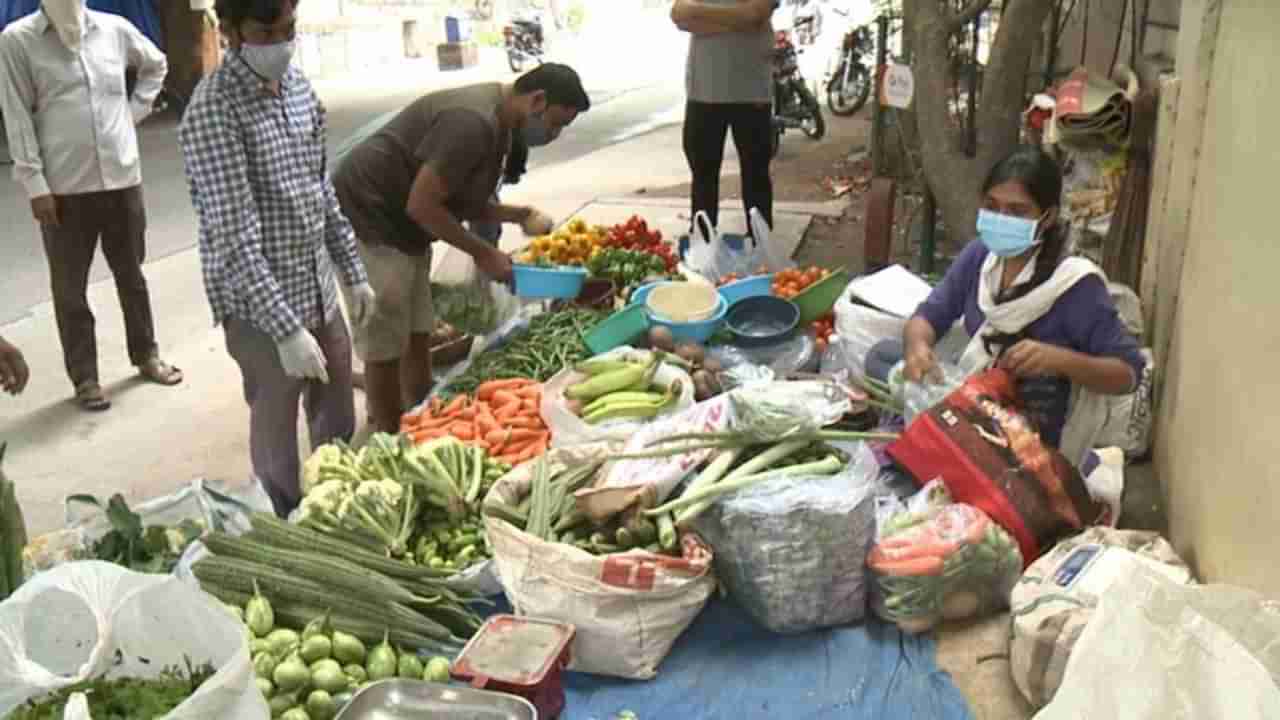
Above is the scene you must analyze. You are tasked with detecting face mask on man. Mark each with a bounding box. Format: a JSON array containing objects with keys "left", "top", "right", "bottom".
[
  {"left": 522, "top": 113, "right": 557, "bottom": 147},
  {"left": 239, "top": 39, "right": 297, "bottom": 84},
  {"left": 976, "top": 208, "right": 1047, "bottom": 258},
  {"left": 42, "top": 0, "right": 87, "bottom": 52}
]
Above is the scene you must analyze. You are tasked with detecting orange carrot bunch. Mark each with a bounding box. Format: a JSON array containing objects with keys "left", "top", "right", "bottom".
[{"left": 400, "top": 378, "right": 551, "bottom": 466}]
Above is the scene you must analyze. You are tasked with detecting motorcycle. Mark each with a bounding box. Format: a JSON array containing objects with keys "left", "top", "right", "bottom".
[
  {"left": 771, "top": 21, "right": 825, "bottom": 158},
  {"left": 826, "top": 22, "right": 873, "bottom": 116},
  {"left": 504, "top": 15, "right": 545, "bottom": 73}
]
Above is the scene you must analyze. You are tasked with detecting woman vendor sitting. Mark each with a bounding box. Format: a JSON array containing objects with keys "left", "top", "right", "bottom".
[{"left": 870, "top": 145, "right": 1145, "bottom": 462}]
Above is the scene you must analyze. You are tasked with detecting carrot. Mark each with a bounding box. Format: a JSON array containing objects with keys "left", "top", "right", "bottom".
[
  {"left": 401, "top": 410, "right": 424, "bottom": 426},
  {"left": 868, "top": 554, "right": 944, "bottom": 577},
  {"left": 408, "top": 414, "right": 455, "bottom": 432},
  {"left": 520, "top": 398, "right": 539, "bottom": 413},
  {"left": 411, "top": 428, "right": 447, "bottom": 443},
  {"left": 494, "top": 452, "right": 523, "bottom": 466},
  {"left": 454, "top": 406, "right": 477, "bottom": 422},
  {"left": 514, "top": 385, "right": 542, "bottom": 400},
  {"left": 447, "top": 422, "right": 475, "bottom": 441},
  {"left": 441, "top": 394, "right": 468, "bottom": 417},
  {"left": 477, "top": 378, "right": 530, "bottom": 402},
  {"left": 499, "top": 428, "right": 543, "bottom": 444},
  {"left": 484, "top": 428, "right": 514, "bottom": 448},
  {"left": 475, "top": 412, "right": 501, "bottom": 436},
  {"left": 513, "top": 442, "right": 543, "bottom": 463},
  {"left": 503, "top": 416, "right": 544, "bottom": 430},
  {"left": 493, "top": 404, "right": 522, "bottom": 422},
  {"left": 491, "top": 390, "right": 521, "bottom": 408},
  {"left": 430, "top": 396, "right": 444, "bottom": 415}
]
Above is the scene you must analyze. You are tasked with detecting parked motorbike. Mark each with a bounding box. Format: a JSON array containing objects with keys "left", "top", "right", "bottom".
[
  {"left": 504, "top": 15, "right": 545, "bottom": 73},
  {"left": 826, "top": 22, "right": 873, "bottom": 116},
  {"left": 771, "top": 21, "right": 825, "bottom": 158}
]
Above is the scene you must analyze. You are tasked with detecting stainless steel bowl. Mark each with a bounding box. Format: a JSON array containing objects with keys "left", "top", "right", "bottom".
[{"left": 334, "top": 680, "right": 537, "bottom": 720}]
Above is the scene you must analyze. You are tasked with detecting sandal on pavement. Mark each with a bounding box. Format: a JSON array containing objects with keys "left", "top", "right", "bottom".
[
  {"left": 138, "top": 356, "right": 183, "bottom": 386},
  {"left": 75, "top": 381, "right": 111, "bottom": 412}
]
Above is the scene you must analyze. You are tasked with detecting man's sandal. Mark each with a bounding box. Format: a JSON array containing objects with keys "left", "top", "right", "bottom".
[
  {"left": 139, "top": 356, "right": 183, "bottom": 386},
  {"left": 75, "top": 381, "right": 111, "bottom": 412}
]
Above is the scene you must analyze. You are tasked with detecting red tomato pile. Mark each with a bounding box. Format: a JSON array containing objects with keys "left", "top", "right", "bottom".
[
  {"left": 811, "top": 312, "right": 835, "bottom": 353},
  {"left": 603, "top": 215, "right": 677, "bottom": 273},
  {"left": 771, "top": 265, "right": 832, "bottom": 299}
]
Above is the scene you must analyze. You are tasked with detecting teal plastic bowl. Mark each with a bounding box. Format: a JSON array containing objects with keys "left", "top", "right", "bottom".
[
  {"left": 513, "top": 263, "right": 588, "bottom": 299},
  {"left": 649, "top": 294, "right": 728, "bottom": 344},
  {"left": 584, "top": 305, "right": 651, "bottom": 355},
  {"left": 627, "top": 280, "right": 667, "bottom": 309},
  {"left": 717, "top": 273, "right": 775, "bottom": 306}
]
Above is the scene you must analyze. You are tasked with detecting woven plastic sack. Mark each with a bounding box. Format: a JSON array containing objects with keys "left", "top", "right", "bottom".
[
  {"left": 0, "top": 561, "right": 267, "bottom": 719},
  {"left": 484, "top": 443, "right": 715, "bottom": 679},
  {"left": 1010, "top": 527, "right": 1193, "bottom": 709},
  {"left": 692, "top": 441, "right": 879, "bottom": 634}
]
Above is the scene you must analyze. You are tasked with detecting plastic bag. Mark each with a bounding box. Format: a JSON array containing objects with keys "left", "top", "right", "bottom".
[
  {"left": 429, "top": 245, "right": 522, "bottom": 337},
  {"left": 726, "top": 379, "right": 851, "bottom": 441},
  {"left": 683, "top": 208, "right": 791, "bottom": 283},
  {"left": 1094, "top": 348, "right": 1154, "bottom": 459},
  {"left": 708, "top": 332, "right": 818, "bottom": 378},
  {"left": 867, "top": 497, "right": 1023, "bottom": 634},
  {"left": 694, "top": 442, "right": 879, "bottom": 634},
  {"left": 1035, "top": 564, "right": 1280, "bottom": 720},
  {"left": 0, "top": 561, "right": 268, "bottom": 719},
  {"left": 887, "top": 368, "right": 1108, "bottom": 566},
  {"left": 484, "top": 443, "right": 715, "bottom": 680},
  {"left": 540, "top": 347, "right": 696, "bottom": 447},
  {"left": 896, "top": 360, "right": 967, "bottom": 423},
  {"left": 830, "top": 295, "right": 909, "bottom": 378},
  {"left": 1010, "top": 528, "right": 1194, "bottom": 709}
]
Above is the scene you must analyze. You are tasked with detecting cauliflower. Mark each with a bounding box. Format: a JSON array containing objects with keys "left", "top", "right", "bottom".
[
  {"left": 299, "top": 479, "right": 352, "bottom": 521},
  {"left": 301, "top": 444, "right": 349, "bottom": 495}
]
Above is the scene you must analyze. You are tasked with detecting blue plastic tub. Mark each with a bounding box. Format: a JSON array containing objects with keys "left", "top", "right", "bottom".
[
  {"left": 725, "top": 295, "right": 799, "bottom": 347},
  {"left": 627, "top": 280, "right": 667, "bottom": 309},
  {"left": 512, "top": 264, "right": 588, "bottom": 299},
  {"left": 717, "top": 273, "right": 774, "bottom": 306},
  {"left": 649, "top": 294, "right": 728, "bottom": 344}
]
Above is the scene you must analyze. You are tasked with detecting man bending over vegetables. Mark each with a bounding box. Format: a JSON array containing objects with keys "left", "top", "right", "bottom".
[
  {"left": 179, "top": 0, "right": 374, "bottom": 516},
  {"left": 331, "top": 63, "right": 590, "bottom": 434}
]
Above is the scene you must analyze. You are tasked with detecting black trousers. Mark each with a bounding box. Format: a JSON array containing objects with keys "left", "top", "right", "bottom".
[
  {"left": 682, "top": 100, "right": 774, "bottom": 232},
  {"left": 40, "top": 186, "right": 157, "bottom": 388}
]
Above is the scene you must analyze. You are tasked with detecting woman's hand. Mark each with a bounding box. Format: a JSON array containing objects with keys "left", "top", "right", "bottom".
[
  {"left": 999, "top": 340, "right": 1067, "bottom": 377},
  {"left": 903, "top": 341, "right": 940, "bottom": 383}
]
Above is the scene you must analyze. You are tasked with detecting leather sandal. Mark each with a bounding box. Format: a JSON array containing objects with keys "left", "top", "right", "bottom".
[
  {"left": 75, "top": 381, "right": 111, "bottom": 411},
  {"left": 138, "top": 356, "right": 183, "bottom": 386}
]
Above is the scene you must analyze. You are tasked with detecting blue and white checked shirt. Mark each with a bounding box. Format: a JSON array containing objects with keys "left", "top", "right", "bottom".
[{"left": 178, "top": 55, "right": 366, "bottom": 342}]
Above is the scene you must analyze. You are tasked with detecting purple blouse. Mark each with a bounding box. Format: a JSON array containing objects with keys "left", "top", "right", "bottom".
[{"left": 914, "top": 240, "right": 1146, "bottom": 447}]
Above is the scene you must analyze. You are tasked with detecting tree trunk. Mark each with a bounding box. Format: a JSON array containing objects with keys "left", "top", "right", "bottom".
[{"left": 905, "top": 0, "right": 1054, "bottom": 246}]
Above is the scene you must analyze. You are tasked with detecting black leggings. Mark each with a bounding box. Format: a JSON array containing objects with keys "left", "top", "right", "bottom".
[{"left": 682, "top": 100, "right": 774, "bottom": 232}]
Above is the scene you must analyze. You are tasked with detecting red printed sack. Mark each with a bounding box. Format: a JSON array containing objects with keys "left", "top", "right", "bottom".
[{"left": 887, "top": 369, "right": 1105, "bottom": 565}]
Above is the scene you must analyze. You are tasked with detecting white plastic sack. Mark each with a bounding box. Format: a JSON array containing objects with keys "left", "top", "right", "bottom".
[
  {"left": 1010, "top": 528, "right": 1194, "bottom": 709},
  {"left": 1035, "top": 564, "right": 1280, "bottom": 720},
  {"left": 683, "top": 208, "right": 791, "bottom": 283},
  {"left": 694, "top": 442, "right": 879, "bottom": 633},
  {"left": 540, "top": 347, "right": 696, "bottom": 448},
  {"left": 430, "top": 245, "right": 522, "bottom": 338},
  {"left": 484, "top": 444, "right": 716, "bottom": 679},
  {"left": 0, "top": 561, "right": 267, "bottom": 719},
  {"left": 829, "top": 289, "right": 968, "bottom": 379},
  {"left": 1094, "top": 348, "right": 1155, "bottom": 459}
]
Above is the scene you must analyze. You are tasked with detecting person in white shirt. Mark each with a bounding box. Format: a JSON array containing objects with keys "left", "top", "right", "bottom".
[{"left": 0, "top": 0, "right": 182, "bottom": 411}]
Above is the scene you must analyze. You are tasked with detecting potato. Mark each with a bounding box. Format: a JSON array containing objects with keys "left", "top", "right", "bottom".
[
  {"left": 648, "top": 326, "right": 676, "bottom": 352},
  {"left": 691, "top": 370, "right": 713, "bottom": 401},
  {"left": 675, "top": 342, "right": 706, "bottom": 366},
  {"left": 701, "top": 357, "right": 724, "bottom": 374}
]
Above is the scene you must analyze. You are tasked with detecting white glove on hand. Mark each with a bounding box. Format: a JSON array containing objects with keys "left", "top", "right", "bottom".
[
  {"left": 277, "top": 329, "right": 329, "bottom": 383},
  {"left": 521, "top": 209, "right": 555, "bottom": 236},
  {"left": 346, "top": 282, "right": 377, "bottom": 328}
]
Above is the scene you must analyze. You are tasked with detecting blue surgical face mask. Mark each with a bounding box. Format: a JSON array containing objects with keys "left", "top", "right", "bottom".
[
  {"left": 239, "top": 40, "right": 296, "bottom": 84},
  {"left": 977, "top": 208, "right": 1043, "bottom": 258},
  {"left": 522, "top": 113, "right": 556, "bottom": 147}
]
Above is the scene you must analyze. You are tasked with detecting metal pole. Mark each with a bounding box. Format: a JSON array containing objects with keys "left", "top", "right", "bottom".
[
  {"left": 920, "top": 187, "right": 937, "bottom": 274},
  {"left": 870, "top": 13, "right": 890, "bottom": 176},
  {"left": 966, "top": 13, "right": 979, "bottom": 157}
]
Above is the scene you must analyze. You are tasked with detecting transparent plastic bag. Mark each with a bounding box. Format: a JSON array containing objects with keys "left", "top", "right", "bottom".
[
  {"left": 429, "top": 245, "right": 521, "bottom": 337},
  {"left": 727, "top": 379, "right": 852, "bottom": 441},
  {"left": 708, "top": 332, "right": 817, "bottom": 378},
  {"left": 683, "top": 209, "right": 792, "bottom": 282},
  {"left": 540, "top": 347, "right": 696, "bottom": 447},
  {"left": 0, "top": 562, "right": 268, "bottom": 719},
  {"left": 694, "top": 442, "right": 880, "bottom": 633},
  {"left": 895, "top": 360, "right": 967, "bottom": 423},
  {"left": 867, "top": 496, "right": 1023, "bottom": 634}
]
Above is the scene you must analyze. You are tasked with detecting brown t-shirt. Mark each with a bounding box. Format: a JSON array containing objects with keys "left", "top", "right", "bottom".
[{"left": 332, "top": 83, "right": 509, "bottom": 257}]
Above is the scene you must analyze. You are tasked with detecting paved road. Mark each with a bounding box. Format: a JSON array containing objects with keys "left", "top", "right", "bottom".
[{"left": 0, "top": 55, "right": 685, "bottom": 325}]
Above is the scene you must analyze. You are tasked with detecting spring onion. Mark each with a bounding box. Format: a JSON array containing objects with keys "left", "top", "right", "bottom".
[{"left": 645, "top": 455, "right": 844, "bottom": 518}]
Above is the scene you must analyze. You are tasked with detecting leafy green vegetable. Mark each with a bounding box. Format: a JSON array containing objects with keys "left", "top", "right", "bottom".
[
  {"left": 586, "top": 248, "right": 668, "bottom": 291},
  {"left": 64, "top": 494, "right": 203, "bottom": 574},
  {"left": 8, "top": 656, "right": 216, "bottom": 720}
]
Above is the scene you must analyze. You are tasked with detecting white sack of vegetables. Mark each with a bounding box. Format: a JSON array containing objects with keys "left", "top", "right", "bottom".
[
  {"left": 483, "top": 443, "right": 716, "bottom": 680},
  {"left": 0, "top": 561, "right": 267, "bottom": 719},
  {"left": 540, "top": 347, "right": 696, "bottom": 447},
  {"left": 691, "top": 441, "right": 880, "bottom": 634}
]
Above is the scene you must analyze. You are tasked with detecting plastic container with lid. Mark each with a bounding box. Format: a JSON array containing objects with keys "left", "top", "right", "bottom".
[{"left": 451, "top": 615, "right": 576, "bottom": 720}]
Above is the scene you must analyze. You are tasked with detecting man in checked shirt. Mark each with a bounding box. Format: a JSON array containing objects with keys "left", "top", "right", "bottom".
[{"left": 178, "top": 0, "right": 376, "bottom": 516}]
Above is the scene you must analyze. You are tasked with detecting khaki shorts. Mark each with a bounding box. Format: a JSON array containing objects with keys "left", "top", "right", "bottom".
[{"left": 350, "top": 240, "right": 434, "bottom": 363}]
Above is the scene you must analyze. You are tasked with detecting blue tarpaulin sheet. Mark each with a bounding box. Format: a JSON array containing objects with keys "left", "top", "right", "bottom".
[
  {"left": 486, "top": 597, "right": 974, "bottom": 720},
  {"left": 0, "top": 0, "right": 163, "bottom": 49}
]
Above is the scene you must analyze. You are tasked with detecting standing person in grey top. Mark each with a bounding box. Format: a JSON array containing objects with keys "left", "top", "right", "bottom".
[{"left": 672, "top": 0, "right": 776, "bottom": 232}]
